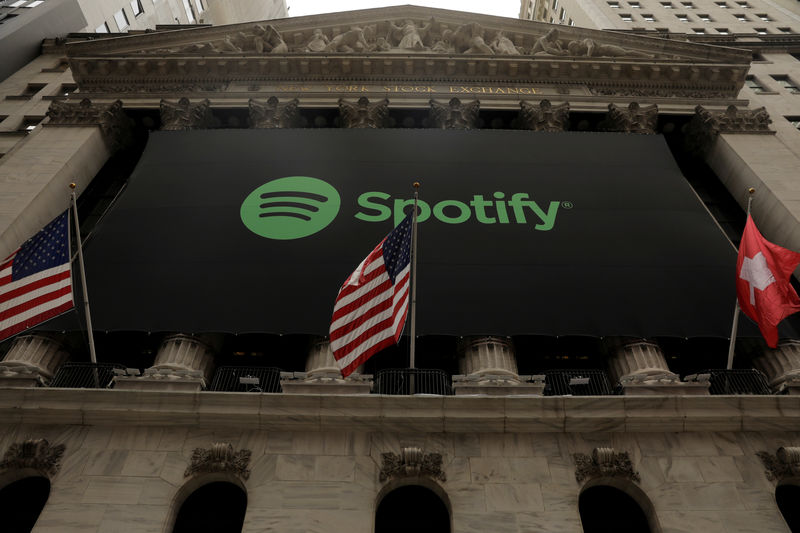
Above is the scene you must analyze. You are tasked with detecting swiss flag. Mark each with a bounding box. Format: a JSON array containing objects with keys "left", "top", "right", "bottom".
[{"left": 736, "top": 215, "right": 800, "bottom": 347}]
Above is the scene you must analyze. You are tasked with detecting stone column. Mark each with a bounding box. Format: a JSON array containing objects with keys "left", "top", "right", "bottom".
[
  {"left": 609, "top": 339, "right": 708, "bottom": 395},
  {"left": 453, "top": 336, "right": 544, "bottom": 396},
  {"left": 0, "top": 99, "right": 128, "bottom": 259},
  {"left": 114, "top": 334, "right": 216, "bottom": 392},
  {"left": 754, "top": 340, "right": 800, "bottom": 394},
  {"left": 0, "top": 334, "right": 69, "bottom": 387},
  {"left": 280, "top": 338, "right": 371, "bottom": 394}
]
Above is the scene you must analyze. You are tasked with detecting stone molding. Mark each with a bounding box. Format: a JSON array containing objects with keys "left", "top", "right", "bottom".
[
  {"left": 754, "top": 340, "right": 800, "bottom": 393},
  {"left": 756, "top": 447, "right": 800, "bottom": 482},
  {"left": 338, "top": 97, "right": 390, "bottom": 128},
  {"left": 598, "top": 102, "right": 658, "bottom": 134},
  {"left": 517, "top": 100, "right": 569, "bottom": 131},
  {"left": 379, "top": 447, "right": 446, "bottom": 482},
  {"left": 684, "top": 104, "right": 774, "bottom": 156},
  {"left": 0, "top": 334, "right": 69, "bottom": 387},
  {"left": 160, "top": 97, "right": 214, "bottom": 130},
  {"left": 573, "top": 447, "right": 641, "bottom": 483},
  {"left": 44, "top": 98, "right": 130, "bottom": 150},
  {"left": 0, "top": 439, "right": 65, "bottom": 478},
  {"left": 429, "top": 98, "right": 479, "bottom": 129},
  {"left": 184, "top": 443, "right": 251, "bottom": 480},
  {"left": 249, "top": 97, "right": 299, "bottom": 129}
]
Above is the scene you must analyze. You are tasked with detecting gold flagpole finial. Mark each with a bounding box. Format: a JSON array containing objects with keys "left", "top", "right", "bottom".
[
  {"left": 413, "top": 181, "right": 420, "bottom": 189},
  {"left": 69, "top": 182, "right": 77, "bottom": 190},
  {"left": 747, "top": 187, "right": 755, "bottom": 195}
]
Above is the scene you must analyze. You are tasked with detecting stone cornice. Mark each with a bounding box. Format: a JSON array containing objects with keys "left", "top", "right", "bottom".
[{"left": 1, "top": 388, "right": 798, "bottom": 433}]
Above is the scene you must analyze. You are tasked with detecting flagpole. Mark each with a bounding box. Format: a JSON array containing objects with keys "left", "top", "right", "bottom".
[
  {"left": 409, "top": 182, "right": 420, "bottom": 371},
  {"left": 69, "top": 183, "right": 98, "bottom": 365},
  {"left": 726, "top": 187, "right": 756, "bottom": 370}
]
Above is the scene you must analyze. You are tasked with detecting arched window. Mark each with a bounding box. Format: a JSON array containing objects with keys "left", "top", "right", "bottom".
[
  {"left": 579, "top": 485, "right": 652, "bottom": 533},
  {"left": 0, "top": 476, "right": 50, "bottom": 533},
  {"left": 172, "top": 481, "right": 247, "bottom": 533},
  {"left": 777, "top": 484, "right": 800, "bottom": 532},
  {"left": 376, "top": 485, "right": 450, "bottom": 533}
]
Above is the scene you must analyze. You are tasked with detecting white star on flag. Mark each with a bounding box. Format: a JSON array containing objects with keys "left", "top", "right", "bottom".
[{"left": 739, "top": 251, "right": 776, "bottom": 305}]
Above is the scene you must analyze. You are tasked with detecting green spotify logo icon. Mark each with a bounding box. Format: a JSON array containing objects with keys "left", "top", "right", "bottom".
[{"left": 240, "top": 176, "right": 341, "bottom": 240}]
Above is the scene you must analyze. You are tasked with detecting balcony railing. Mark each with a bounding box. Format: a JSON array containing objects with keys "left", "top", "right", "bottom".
[
  {"left": 209, "top": 366, "right": 282, "bottom": 393},
  {"left": 374, "top": 368, "right": 453, "bottom": 396},
  {"left": 701, "top": 369, "right": 772, "bottom": 395},
  {"left": 49, "top": 362, "right": 126, "bottom": 389},
  {"left": 543, "top": 369, "right": 615, "bottom": 396}
]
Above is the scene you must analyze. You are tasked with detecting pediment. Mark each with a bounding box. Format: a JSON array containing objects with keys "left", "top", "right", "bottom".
[{"left": 65, "top": 5, "right": 751, "bottom": 98}]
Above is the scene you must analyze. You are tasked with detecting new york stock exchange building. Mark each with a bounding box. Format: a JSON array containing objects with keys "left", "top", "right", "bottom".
[{"left": 3, "top": 5, "right": 800, "bottom": 533}]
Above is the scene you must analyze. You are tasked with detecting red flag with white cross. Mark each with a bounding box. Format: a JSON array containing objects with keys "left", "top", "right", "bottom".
[{"left": 736, "top": 215, "right": 800, "bottom": 347}]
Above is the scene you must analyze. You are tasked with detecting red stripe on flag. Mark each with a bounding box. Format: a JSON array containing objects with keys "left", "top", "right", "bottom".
[
  {"left": 0, "top": 285, "right": 72, "bottom": 323},
  {"left": 0, "top": 270, "right": 71, "bottom": 305},
  {"left": 0, "top": 300, "right": 74, "bottom": 342},
  {"left": 338, "top": 336, "right": 397, "bottom": 378},
  {"left": 331, "top": 278, "right": 393, "bottom": 323}
]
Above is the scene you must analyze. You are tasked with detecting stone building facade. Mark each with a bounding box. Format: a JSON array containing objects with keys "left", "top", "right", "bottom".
[{"left": 0, "top": 5, "right": 799, "bottom": 533}]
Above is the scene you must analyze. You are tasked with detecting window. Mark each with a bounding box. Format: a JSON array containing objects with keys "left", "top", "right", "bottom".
[
  {"left": 716, "top": 1, "right": 729, "bottom": 7},
  {"left": 18, "top": 116, "right": 43, "bottom": 132},
  {"left": 620, "top": 12, "right": 633, "bottom": 20},
  {"left": 787, "top": 116, "right": 800, "bottom": 130},
  {"left": 560, "top": 7, "right": 566, "bottom": 19},
  {"left": 698, "top": 13, "right": 712, "bottom": 21},
  {"left": 756, "top": 13, "right": 771, "bottom": 21},
  {"left": 681, "top": 2, "right": 694, "bottom": 7},
  {"left": 181, "top": 0, "right": 196, "bottom": 22},
  {"left": 130, "top": 0, "right": 143, "bottom": 16},
  {"left": 642, "top": 13, "right": 655, "bottom": 20},
  {"left": 746, "top": 75, "right": 766, "bottom": 93},
  {"left": 608, "top": 1, "right": 620, "bottom": 7},
  {"left": 736, "top": 1, "right": 750, "bottom": 7},
  {"left": 194, "top": 0, "right": 204, "bottom": 13},
  {"left": 778, "top": 27, "right": 791, "bottom": 33},
  {"left": 113, "top": 9, "right": 128, "bottom": 30},
  {"left": 0, "top": 13, "right": 19, "bottom": 23},
  {"left": 172, "top": 482, "right": 247, "bottom": 533},
  {"left": 24, "top": 0, "right": 44, "bottom": 6},
  {"left": 735, "top": 13, "right": 748, "bottom": 21},
  {"left": 569, "top": 18, "right": 574, "bottom": 25},
  {"left": 95, "top": 21, "right": 109, "bottom": 33},
  {"left": 755, "top": 27, "right": 768, "bottom": 34},
  {"left": 579, "top": 486, "right": 654, "bottom": 533},
  {"left": 8, "top": 0, "right": 25, "bottom": 6},
  {"left": 629, "top": 1, "right": 641, "bottom": 7},
  {"left": 6, "top": 83, "right": 46, "bottom": 100},
  {"left": 661, "top": 2, "right": 674, "bottom": 7},
  {"left": 694, "top": 28, "right": 706, "bottom": 33},
  {"left": 772, "top": 75, "right": 800, "bottom": 93},
  {"left": 717, "top": 27, "right": 729, "bottom": 33},
  {"left": 376, "top": 486, "right": 451, "bottom": 533},
  {"left": 676, "top": 13, "right": 689, "bottom": 21}
]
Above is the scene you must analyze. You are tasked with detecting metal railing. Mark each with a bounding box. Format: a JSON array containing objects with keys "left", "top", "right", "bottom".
[
  {"left": 49, "top": 362, "right": 126, "bottom": 389},
  {"left": 209, "top": 366, "right": 282, "bottom": 393},
  {"left": 374, "top": 368, "right": 453, "bottom": 396},
  {"left": 543, "top": 369, "right": 615, "bottom": 396},
  {"left": 702, "top": 369, "right": 772, "bottom": 395}
]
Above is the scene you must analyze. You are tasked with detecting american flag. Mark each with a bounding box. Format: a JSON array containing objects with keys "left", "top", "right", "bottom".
[
  {"left": 330, "top": 213, "right": 413, "bottom": 377},
  {"left": 0, "top": 211, "right": 74, "bottom": 342}
]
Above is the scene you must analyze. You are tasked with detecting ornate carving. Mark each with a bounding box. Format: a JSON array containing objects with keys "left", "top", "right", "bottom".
[
  {"left": 304, "top": 29, "right": 330, "bottom": 52},
  {"left": 598, "top": 102, "right": 658, "bottom": 134},
  {"left": 45, "top": 98, "right": 130, "bottom": 150},
  {"left": 757, "top": 448, "right": 800, "bottom": 482},
  {"left": 429, "top": 98, "right": 480, "bottom": 130},
  {"left": 0, "top": 439, "right": 65, "bottom": 478},
  {"left": 531, "top": 28, "right": 654, "bottom": 58},
  {"left": 380, "top": 447, "right": 446, "bottom": 482},
  {"left": 443, "top": 22, "right": 493, "bottom": 54},
  {"left": 147, "top": 24, "right": 287, "bottom": 54},
  {"left": 573, "top": 448, "right": 641, "bottom": 483},
  {"left": 388, "top": 19, "right": 434, "bottom": 50},
  {"left": 590, "top": 87, "right": 729, "bottom": 99},
  {"left": 339, "top": 97, "right": 390, "bottom": 128},
  {"left": 249, "top": 97, "right": 299, "bottom": 129},
  {"left": 160, "top": 97, "right": 214, "bottom": 131},
  {"left": 518, "top": 100, "right": 570, "bottom": 132},
  {"left": 184, "top": 443, "right": 251, "bottom": 480},
  {"left": 684, "top": 104, "right": 773, "bottom": 156},
  {"left": 490, "top": 31, "right": 520, "bottom": 55},
  {"left": 324, "top": 27, "right": 369, "bottom": 53}
]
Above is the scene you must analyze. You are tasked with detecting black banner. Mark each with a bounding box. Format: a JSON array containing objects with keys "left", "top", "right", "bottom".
[{"left": 72, "top": 129, "right": 741, "bottom": 337}]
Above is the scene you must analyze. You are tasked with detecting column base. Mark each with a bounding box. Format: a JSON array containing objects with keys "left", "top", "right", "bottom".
[
  {"left": 280, "top": 372, "right": 372, "bottom": 395},
  {"left": 453, "top": 374, "right": 545, "bottom": 396},
  {"left": 620, "top": 373, "right": 710, "bottom": 395},
  {"left": 113, "top": 368, "right": 206, "bottom": 392},
  {"left": 0, "top": 363, "right": 47, "bottom": 388}
]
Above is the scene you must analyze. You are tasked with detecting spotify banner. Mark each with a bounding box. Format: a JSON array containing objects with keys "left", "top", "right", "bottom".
[{"left": 78, "top": 129, "right": 738, "bottom": 337}]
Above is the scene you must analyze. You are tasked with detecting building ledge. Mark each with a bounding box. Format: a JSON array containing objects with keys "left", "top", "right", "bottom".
[{"left": 0, "top": 387, "right": 796, "bottom": 433}]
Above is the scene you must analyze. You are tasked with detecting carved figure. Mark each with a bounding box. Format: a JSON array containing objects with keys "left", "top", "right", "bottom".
[
  {"left": 429, "top": 98, "right": 480, "bottom": 129},
  {"left": 566, "top": 38, "right": 654, "bottom": 59},
  {"left": 249, "top": 97, "right": 299, "bottom": 129},
  {"left": 518, "top": 100, "right": 570, "bottom": 132},
  {"left": 304, "top": 29, "right": 329, "bottom": 52},
  {"left": 442, "top": 23, "right": 493, "bottom": 55},
  {"left": 324, "top": 27, "right": 369, "bottom": 53},
  {"left": 339, "top": 97, "right": 390, "bottom": 128},
  {"left": 431, "top": 39, "right": 453, "bottom": 53},
  {"left": 160, "top": 97, "right": 213, "bottom": 131},
  {"left": 599, "top": 102, "right": 658, "bottom": 134},
  {"left": 185, "top": 443, "right": 251, "bottom": 480},
  {"left": 531, "top": 28, "right": 568, "bottom": 56},
  {"left": 371, "top": 36, "right": 392, "bottom": 52},
  {"left": 490, "top": 31, "right": 520, "bottom": 55},
  {"left": 380, "top": 447, "right": 446, "bottom": 482},
  {"left": 253, "top": 24, "right": 287, "bottom": 54},
  {"left": 388, "top": 19, "right": 432, "bottom": 50}
]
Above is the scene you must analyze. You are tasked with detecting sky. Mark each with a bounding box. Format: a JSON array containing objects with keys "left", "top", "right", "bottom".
[{"left": 286, "top": 0, "right": 522, "bottom": 19}]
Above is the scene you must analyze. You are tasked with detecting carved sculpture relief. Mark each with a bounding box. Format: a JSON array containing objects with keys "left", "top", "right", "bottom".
[
  {"left": 684, "top": 104, "right": 773, "bottom": 156},
  {"left": 518, "top": 100, "right": 570, "bottom": 132},
  {"left": 380, "top": 447, "right": 446, "bottom": 482},
  {"left": 339, "top": 97, "right": 390, "bottom": 128},
  {"left": 490, "top": 31, "right": 520, "bottom": 55},
  {"left": 388, "top": 19, "right": 434, "bottom": 50},
  {"left": 430, "top": 98, "right": 480, "bottom": 130},
  {"left": 160, "top": 97, "right": 214, "bottom": 130},
  {"left": 46, "top": 98, "right": 130, "bottom": 149},
  {"left": 531, "top": 28, "right": 655, "bottom": 58},
  {"left": 249, "top": 97, "right": 299, "bottom": 129},
  {"left": 184, "top": 443, "right": 251, "bottom": 480},
  {"left": 598, "top": 102, "right": 658, "bottom": 134},
  {"left": 0, "top": 439, "right": 65, "bottom": 478},
  {"left": 573, "top": 448, "right": 641, "bottom": 483},
  {"left": 757, "top": 447, "right": 800, "bottom": 482}
]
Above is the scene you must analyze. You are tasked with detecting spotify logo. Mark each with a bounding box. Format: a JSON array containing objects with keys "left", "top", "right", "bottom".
[{"left": 240, "top": 176, "right": 341, "bottom": 240}]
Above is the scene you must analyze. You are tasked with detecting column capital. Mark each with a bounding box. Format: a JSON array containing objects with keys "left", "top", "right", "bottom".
[
  {"left": 684, "top": 104, "right": 774, "bottom": 156},
  {"left": 429, "top": 98, "right": 480, "bottom": 129},
  {"left": 44, "top": 98, "right": 131, "bottom": 151},
  {"left": 159, "top": 97, "right": 214, "bottom": 130},
  {"left": 249, "top": 97, "right": 300, "bottom": 129},
  {"left": 338, "top": 97, "right": 390, "bottom": 128},
  {"left": 598, "top": 102, "right": 658, "bottom": 134},
  {"left": 517, "top": 99, "right": 570, "bottom": 132}
]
